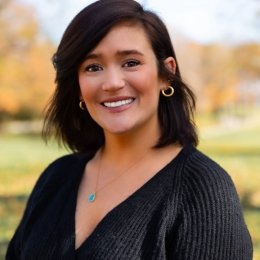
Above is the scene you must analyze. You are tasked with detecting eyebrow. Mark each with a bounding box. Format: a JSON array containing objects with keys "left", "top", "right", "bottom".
[
  {"left": 84, "top": 49, "right": 144, "bottom": 60},
  {"left": 116, "top": 49, "right": 144, "bottom": 57}
]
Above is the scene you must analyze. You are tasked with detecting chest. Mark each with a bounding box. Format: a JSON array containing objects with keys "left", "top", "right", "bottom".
[
  {"left": 75, "top": 199, "right": 171, "bottom": 259},
  {"left": 22, "top": 176, "right": 176, "bottom": 260},
  {"left": 75, "top": 163, "right": 169, "bottom": 249},
  {"left": 75, "top": 179, "right": 174, "bottom": 259},
  {"left": 20, "top": 156, "right": 181, "bottom": 259}
]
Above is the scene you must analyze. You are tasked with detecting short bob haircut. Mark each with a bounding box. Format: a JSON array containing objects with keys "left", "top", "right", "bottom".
[{"left": 43, "top": 0, "right": 198, "bottom": 153}]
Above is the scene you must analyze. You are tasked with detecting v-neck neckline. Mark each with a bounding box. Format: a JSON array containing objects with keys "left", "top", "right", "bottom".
[{"left": 73, "top": 145, "right": 193, "bottom": 253}]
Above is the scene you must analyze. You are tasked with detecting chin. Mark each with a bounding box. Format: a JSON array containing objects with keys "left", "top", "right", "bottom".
[
  {"left": 104, "top": 125, "right": 134, "bottom": 135},
  {"left": 108, "top": 128, "right": 132, "bottom": 135}
]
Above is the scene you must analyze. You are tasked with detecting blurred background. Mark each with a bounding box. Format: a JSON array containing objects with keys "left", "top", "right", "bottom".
[{"left": 0, "top": 0, "right": 259, "bottom": 258}]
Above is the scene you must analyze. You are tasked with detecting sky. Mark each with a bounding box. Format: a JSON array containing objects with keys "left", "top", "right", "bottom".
[{"left": 18, "top": 0, "right": 260, "bottom": 45}]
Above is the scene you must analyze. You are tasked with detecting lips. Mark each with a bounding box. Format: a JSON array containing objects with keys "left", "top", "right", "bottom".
[{"left": 102, "top": 98, "right": 134, "bottom": 108}]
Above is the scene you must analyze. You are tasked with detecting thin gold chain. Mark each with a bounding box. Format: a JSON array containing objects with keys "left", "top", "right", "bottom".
[{"left": 88, "top": 150, "right": 147, "bottom": 203}]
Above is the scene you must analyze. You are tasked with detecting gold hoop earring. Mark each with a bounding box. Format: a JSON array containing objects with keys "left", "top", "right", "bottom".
[
  {"left": 79, "top": 100, "right": 86, "bottom": 110},
  {"left": 161, "top": 86, "right": 174, "bottom": 97}
]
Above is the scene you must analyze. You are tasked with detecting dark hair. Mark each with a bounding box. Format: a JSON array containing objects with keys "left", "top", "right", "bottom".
[{"left": 43, "top": 0, "right": 198, "bottom": 153}]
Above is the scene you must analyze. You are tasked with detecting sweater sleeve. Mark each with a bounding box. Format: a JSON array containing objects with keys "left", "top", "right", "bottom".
[
  {"left": 170, "top": 151, "right": 253, "bottom": 260},
  {"left": 5, "top": 154, "right": 77, "bottom": 259}
]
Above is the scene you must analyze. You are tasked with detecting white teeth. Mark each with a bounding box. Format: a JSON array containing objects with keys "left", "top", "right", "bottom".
[{"left": 103, "top": 98, "right": 133, "bottom": 108}]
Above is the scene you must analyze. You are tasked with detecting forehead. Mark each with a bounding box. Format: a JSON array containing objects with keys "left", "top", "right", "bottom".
[{"left": 90, "top": 22, "right": 153, "bottom": 53}]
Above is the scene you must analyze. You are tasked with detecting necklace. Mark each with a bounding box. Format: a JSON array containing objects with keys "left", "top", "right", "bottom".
[{"left": 88, "top": 150, "right": 147, "bottom": 203}]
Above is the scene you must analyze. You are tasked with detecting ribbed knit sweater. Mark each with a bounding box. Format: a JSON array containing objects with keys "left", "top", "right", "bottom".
[{"left": 6, "top": 145, "right": 252, "bottom": 259}]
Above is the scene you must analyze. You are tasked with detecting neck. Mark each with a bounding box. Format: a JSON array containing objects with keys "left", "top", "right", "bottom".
[{"left": 102, "top": 124, "right": 160, "bottom": 161}]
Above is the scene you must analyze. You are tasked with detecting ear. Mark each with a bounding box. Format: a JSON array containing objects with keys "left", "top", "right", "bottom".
[{"left": 164, "top": 57, "right": 176, "bottom": 74}]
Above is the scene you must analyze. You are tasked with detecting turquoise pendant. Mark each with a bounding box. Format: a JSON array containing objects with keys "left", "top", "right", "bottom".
[{"left": 88, "top": 193, "right": 96, "bottom": 202}]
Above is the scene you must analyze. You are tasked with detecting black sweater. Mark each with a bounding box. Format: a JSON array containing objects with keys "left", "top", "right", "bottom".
[{"left": 6, "top": 145, "right": 252, "bottom": 259}]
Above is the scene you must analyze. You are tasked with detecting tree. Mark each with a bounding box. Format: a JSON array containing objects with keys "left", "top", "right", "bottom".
[{"left": 0, "top": 0, "right": 55, "bottom": 120}]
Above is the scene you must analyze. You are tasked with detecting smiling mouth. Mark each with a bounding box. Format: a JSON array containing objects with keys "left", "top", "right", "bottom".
[{"left": 102, "top": 98, "right": 134, "bottom": 108}]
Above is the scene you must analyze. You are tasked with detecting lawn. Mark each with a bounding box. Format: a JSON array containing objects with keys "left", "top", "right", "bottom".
[{"left": 0, "top": 119, "right": 259, "bottom": 259}]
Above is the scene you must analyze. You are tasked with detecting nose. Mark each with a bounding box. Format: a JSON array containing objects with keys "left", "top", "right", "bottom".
[{"left": 102, "top": 67, "right": 125, "bottom": 91}]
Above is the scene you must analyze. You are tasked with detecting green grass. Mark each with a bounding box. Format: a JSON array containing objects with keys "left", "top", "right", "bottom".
[
  {"left": 0, "top": 134, "right": 68, "bottom": 195},
  {"left": 0, "top": 118, "right": 259, "bottom": 259}
]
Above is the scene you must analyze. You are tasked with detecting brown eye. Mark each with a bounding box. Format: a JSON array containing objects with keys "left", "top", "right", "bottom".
[
  {"left": 123, "top": 60, "right": 140, "bottom": 68},
  {"left": 85, "top": 64, "right": 103, "bottom": 72}
]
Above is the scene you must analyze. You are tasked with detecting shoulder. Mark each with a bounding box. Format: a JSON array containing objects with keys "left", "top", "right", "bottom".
[
  {"left": 180, "top": 146, "right": 241, "bottom": 209},
  {"left": 17, "top": 152, "right": 93, "bottom": 223},
  {"left": 42, "top": 153, "right": 89, "bottom": 175},
  {"left": 167, "top": 147, "right": 252, "bottom": 260},
  {"left": 167, "top": 149, "right": 253, "bottom": 258},
  {"left": 36, "top": 153, "right": 88, "bottom": 187},
  {"left": 27, "top": 152, "right": 93, "bottom": 206},
  {"left": 5, "top": 153, "right": 92, "bottom": 258},
  {"left": 182, "top": 146, "right": 233, "bottom": 186}
]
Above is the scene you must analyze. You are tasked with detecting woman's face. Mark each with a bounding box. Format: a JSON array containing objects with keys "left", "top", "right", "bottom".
[{"left": 78, "top": 23, "right": 173, "bottom": 137}]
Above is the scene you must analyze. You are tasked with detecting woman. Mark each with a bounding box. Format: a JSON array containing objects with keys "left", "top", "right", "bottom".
[{"left": 6, "top": 0, "right": 252, "bottom": 259}]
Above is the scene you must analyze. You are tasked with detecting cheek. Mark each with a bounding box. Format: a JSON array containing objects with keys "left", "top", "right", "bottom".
[
  {"left": 138, "top": 72, "right": 162, "bottom": 96},
  {"left": 133, "top": 68, "right": 158, "bottom": 90},
  {"left": 78, "top": 77, "right": 94, "bottom": 100}
]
